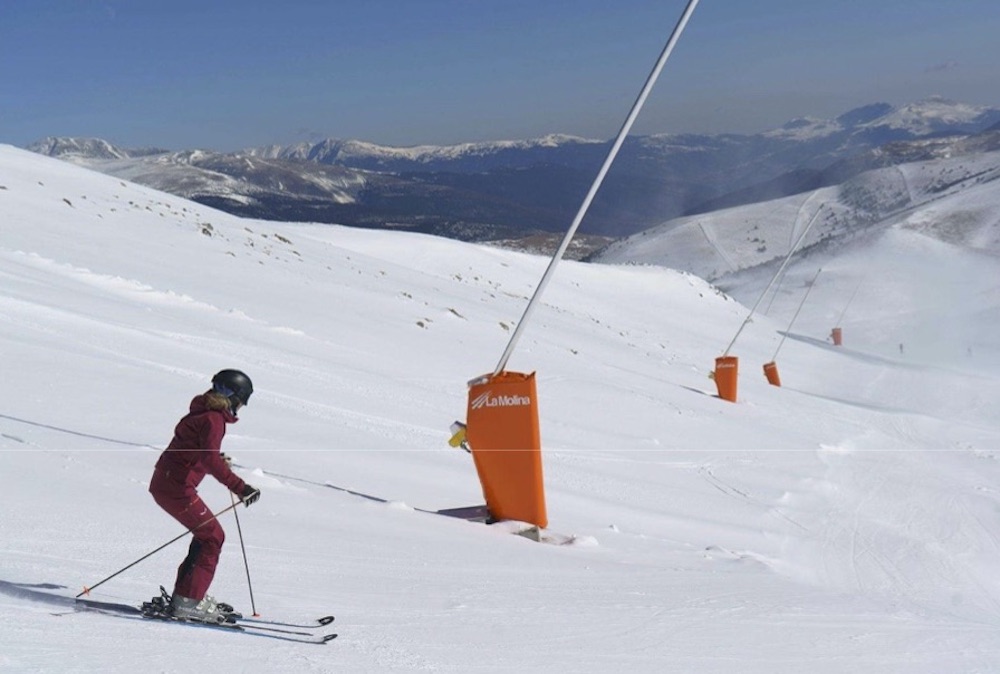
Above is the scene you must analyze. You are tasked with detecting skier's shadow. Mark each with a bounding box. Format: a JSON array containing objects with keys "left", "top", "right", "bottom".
[
  {"left": 0, "top": 579, "right": 76, "bottom": 611},
  {"left": 0, "top": 579, "right": 144, "bottom": 618},
  {"left": 247, "top": 467, "right": 489, "bottom": 522}
]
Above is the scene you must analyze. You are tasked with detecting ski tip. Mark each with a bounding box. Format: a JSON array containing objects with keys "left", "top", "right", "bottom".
[
  {"left": 81, "top": 586, "right": 91, "bottom": 597},
  {"left": 318, "top": 615, "right": 335, "bottom": 626},
  {"left": 322, "top": 633, "right": 338, "bottom": 643}
]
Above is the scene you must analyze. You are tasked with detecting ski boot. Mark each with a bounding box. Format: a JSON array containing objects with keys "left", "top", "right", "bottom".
[{"left": 143, "top": 586, "right": 241, "bottom": 623}]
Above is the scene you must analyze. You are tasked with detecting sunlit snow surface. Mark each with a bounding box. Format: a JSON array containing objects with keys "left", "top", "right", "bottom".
[{"left": 2, "top": 145, "right": 999, "bottom": 673}]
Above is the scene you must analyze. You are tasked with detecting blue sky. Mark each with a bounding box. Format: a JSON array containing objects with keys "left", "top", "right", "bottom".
[{"left": 3, "top": 0, "right": 999, "bottom": 151}]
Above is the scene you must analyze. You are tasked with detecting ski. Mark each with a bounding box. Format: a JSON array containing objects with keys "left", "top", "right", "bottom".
[
  {"left": 141, "top": 612, "right": 338, "bottom": 644},
  {"left": 236, "top": 614, "right": 336, "bottom": 629},
  {"left": 143, "top": 586, "right": 335, "bottom": 630},
  {"left": 71, "top": 596, "right": 337, "bottom": 644}
]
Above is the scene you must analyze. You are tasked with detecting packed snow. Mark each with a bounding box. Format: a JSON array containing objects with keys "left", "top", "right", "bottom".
[{"left": 2, "top": 144, "right": 1000, "bottom": 672}]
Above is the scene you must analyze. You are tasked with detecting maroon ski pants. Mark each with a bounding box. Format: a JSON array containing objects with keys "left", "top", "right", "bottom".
[{"left": 149, "top": 471, "right": 225, "bottom": 601}]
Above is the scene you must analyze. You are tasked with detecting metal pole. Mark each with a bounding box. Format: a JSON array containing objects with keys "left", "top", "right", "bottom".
[
  {"left": 771, "top": 267, "right": 822, "bottom": 361},
  {"left": 722, "top": 205, "right": 823, "bottom": 357},
  {"left": 230, "top": 491, "right": 259, "bottom": 617},
  {"left": 493, "top": 0, "right": 702, "bottom": 375},
  {"left": 764, "top": 260, "right": 794, "bottom": 316},
  {"left": 836, "top": 277, "right": 864, "bottom": 326}
]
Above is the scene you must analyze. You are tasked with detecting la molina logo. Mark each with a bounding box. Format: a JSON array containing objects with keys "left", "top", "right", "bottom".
[{"left": 471, "top": 389, "right": 532, "bottom": 410}]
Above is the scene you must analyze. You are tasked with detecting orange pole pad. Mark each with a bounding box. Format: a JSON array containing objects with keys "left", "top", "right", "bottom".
[
  {"left": 466, "top": 371, "right": 547, "bottom": 528},
  {"left": 763, "top": 361, "right": 781, "bottom": 387},
  {"left": 831, "top": 327, "right": 843, "bottom": 346},
  {"left": 714, "top": 356, "right": 739, "bottom": 402}
]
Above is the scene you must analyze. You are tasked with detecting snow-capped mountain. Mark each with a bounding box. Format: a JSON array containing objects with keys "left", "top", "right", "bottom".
[
  {"left": 29, "top": 136, "right": 167, "bottom": 160},
  {"left": 247, "top": 133, "right": 603, "bottom": 172},
  {"left": 27, "top": 136, "right": 605, "bottom": 248},
  {"left": 252, "top": 97, "right": 1000, "bottom": 175},
  {"left": 26, "top": 98, "right": 1000, "bottom": 245},
  {"left": 761, "top": 97, "right": 1000, "bottom": 143},
  {"left": 867, "top": 96, "right": 1000, "bottom": 136},
  {"left": 248, "top": 98, "right": 1000, "bottom": 172}
]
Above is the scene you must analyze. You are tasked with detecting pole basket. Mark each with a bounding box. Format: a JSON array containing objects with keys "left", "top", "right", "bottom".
[
  {"left": 831, "top": 327, "right": 843, "bottom": 346},
  {"left": 465, "top": 371, "right": 547, "bottom": 528},
  {"left": 763, "top": 361, "right": 781, "bottom": 387},
  {"left": 714, "top": 356, "right": 739, "bottom": 402}
]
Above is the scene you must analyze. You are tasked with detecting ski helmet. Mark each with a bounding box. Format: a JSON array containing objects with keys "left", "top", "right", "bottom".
[{"left": 211, "top": 369, "right": 253, "bottom": 409}]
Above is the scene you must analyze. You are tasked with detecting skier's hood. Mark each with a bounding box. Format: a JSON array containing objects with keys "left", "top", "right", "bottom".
[{"left": 188, "top": 393, "right": 238, "bottom": 423}]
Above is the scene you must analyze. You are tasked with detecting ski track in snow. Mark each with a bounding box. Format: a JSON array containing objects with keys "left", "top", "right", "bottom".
[{"left": 697, "top": 220, "right": 739, "bottom": 272}]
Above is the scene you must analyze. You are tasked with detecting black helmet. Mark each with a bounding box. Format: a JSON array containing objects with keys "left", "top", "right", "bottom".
[{"left": 212, "top": 369, "right": 253, "bottom": 409}]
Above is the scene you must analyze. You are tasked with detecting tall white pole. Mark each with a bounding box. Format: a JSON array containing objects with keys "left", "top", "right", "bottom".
[
  {"left": 492, "top": 0, "right": 702, "bottom": 376},
  {"left": 771, "top": 267, "right": 822, "bottom": 362},
  {"left": 722, "top": 205, "right": 823, "bottom": 357},
  {"left": 836, "top": 277, "right": 864, "bottom": 326}
]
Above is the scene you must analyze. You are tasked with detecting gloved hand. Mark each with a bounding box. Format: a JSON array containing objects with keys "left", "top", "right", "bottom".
[
  {"left": 240, "top": 484, "right": 261, "bottom": 508},
  {"left": 221, "top": 452, "right": 233, "bottom": 467}
]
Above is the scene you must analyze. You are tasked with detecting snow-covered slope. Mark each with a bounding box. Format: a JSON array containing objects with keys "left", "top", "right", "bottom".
[
  {"left": 593, "top": 149, "right": 1000, "bottom": 281},
  {"left": 2, "top": 144, "right": 1000, "bottom": 672}
]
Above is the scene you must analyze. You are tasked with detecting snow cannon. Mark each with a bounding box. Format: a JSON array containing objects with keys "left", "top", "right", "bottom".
[
  {"left": 763, "top": 361, "right": 781, "bottom": 387},
  {"left": 714, "top": 356, "right": 739, "bottom": 402},
  {"left": 462, "top": 371, "right": 547, "bottom": 529}
]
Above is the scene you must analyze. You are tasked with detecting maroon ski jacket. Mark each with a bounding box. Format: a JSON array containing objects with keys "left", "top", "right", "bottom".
[{"left": 151, "top": 394, "right": 247, "bottom": 497}]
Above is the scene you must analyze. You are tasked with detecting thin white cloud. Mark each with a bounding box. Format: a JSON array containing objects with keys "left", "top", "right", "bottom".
[{"left": 925, "top": 60, "right": 960, "bottom": 74}]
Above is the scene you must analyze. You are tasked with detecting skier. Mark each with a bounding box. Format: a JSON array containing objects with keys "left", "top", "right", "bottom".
[{"left": 148, "top": 369, "right": 261, "bottom": 622}]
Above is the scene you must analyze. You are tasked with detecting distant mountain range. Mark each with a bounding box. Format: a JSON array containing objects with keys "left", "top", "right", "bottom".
[{"left": 26, "top": 97, "right": 1000, "bottom": 255}]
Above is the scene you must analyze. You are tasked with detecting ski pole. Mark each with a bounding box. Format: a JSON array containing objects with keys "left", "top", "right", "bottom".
[
  {"left": 76, "top": 500, "right": 242, "bottom": 598},
  {"left": 230, "top": 491, "right": 259, "bottom": 617}
]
